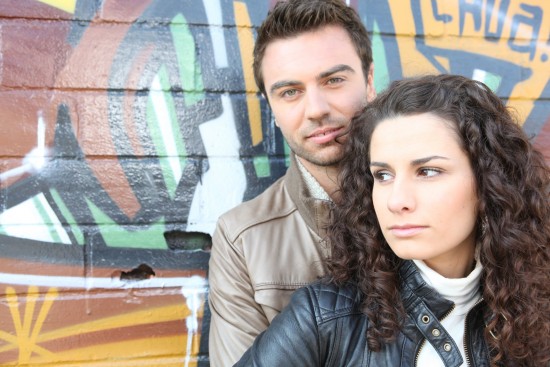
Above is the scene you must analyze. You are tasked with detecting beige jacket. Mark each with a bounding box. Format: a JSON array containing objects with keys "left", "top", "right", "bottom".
[{"left": 208, "top": 154, "right": 332, "bottom": 366}]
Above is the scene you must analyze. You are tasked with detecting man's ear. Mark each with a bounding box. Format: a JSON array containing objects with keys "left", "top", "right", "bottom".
[{"left": 366, "top": 63, "right": 376, "bottom": 102}]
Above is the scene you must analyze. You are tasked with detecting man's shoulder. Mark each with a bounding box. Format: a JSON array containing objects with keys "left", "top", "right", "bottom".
[{"left": 217, "top": 175, "right": 297, "bottom": 239}]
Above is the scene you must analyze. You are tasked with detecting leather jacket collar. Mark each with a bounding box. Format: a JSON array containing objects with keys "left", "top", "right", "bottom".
[
  {"left": 399, "top": 261, "right": 456, "bottom": 319},
  {"left": 399, "top": 261, "right": 495, "bottom": 366}
]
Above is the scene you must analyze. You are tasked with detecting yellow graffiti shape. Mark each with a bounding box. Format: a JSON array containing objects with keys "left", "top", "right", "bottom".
[
  {"left": 35, "top": 0, "right": 76, "bottom": 14},
  {"left": 234, "top": 1, "right": 263, "bottom": 146},
  {"left": 30, "top": 303, "right": 201, "bottom": 365},
  {"left": 1, "top": 286, "right": 58, "bottom": 364}
]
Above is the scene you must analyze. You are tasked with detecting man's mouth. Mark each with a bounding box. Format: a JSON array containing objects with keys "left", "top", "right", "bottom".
[{"left": 307, "top": 127, "right": 344, "bottom": 144}]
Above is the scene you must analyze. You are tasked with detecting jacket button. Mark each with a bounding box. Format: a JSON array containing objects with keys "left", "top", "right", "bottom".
[
  {"left": 432, "top": 329, "right": 441, "bottom": 337},
  {"left": 421, "top": 315, "right": 430, "bottom": 324},
  {"left": 443, "top": 343, "right": 452, "bottom": 352}
]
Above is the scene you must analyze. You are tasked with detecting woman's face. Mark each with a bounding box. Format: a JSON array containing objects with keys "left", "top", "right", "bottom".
[{"left": 369, "top": 112, "right": 478, "bottom": 278}]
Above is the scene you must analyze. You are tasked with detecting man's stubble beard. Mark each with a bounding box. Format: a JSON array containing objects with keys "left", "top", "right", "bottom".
[{"left": 286, "top": 137, "right": 347, "bottom": 168}]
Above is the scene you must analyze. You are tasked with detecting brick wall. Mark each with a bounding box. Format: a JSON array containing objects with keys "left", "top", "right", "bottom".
[{"left": 0, "top": 0, "right": 548, "bottom": 365}]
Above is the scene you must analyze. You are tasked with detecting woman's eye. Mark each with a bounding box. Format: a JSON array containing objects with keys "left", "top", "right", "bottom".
[
  {"left": 373, "top": 171, "right": 393, "bottom": 182},
  {"left": 418, "top": 168, "right": 441, "bottom": 177}
]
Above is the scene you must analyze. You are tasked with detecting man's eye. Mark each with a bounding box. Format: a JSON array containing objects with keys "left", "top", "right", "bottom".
[
  {"left": 282, "top": 89, "right": 297, "bottom": 97},
  {"left": 327, "top": 77, "right": 344, "bottom": 85}
]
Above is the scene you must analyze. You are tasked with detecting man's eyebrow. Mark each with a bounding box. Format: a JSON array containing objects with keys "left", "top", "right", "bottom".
[
  {"left": 268, "top": 64, "right": 355, "bottom": 97},
  {"left": 269, "top": 80, "right": 302, "bottom": 96},
  {"left": 318, "top": 64, "right": 355, "bottom": 80}
]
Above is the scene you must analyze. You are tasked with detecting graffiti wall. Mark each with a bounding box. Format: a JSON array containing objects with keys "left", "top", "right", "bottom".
[{"left": 0, "top": 0, "right": 548, "bottom": 365}]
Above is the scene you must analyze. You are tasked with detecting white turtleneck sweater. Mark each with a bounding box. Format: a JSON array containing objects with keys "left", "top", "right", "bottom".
[{"left": 413, "top": 259, "right": 483, "bottom": 367}]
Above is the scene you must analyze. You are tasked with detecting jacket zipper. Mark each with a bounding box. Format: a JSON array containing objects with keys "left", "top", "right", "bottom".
[
  {"left": 463, "top": 297, "right": 484, "bottom": 367},
  {"left": 414, "top": 304, "right": 456, "bottom": 367},
  {"left": 414, "top": 339, "right": 426, "bottom": 367}
]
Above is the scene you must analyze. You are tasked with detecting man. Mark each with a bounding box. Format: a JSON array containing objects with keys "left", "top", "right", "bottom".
[{"left": 208, "top": 0, "right": 376, "bottom": 365}]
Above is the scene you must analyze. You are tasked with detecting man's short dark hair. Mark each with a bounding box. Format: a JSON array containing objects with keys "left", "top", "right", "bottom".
[{"left": 253, "top": 0, "right": 373, "bottom": 97}]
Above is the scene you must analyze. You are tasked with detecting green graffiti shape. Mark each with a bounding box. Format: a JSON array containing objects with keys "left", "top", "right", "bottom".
[
  {"left": 86, "top": 199, "right": 168, "bottom": 249},
  {"left": 147, "top": 65, "right": 188, "bottom": 197},
  {"left": 171, "top": 13, "right": 205, "bottom": 106},
  {"left": 372, "top": 21, "right": 390, "bottom": 93},
  {"left": 32, "top": 196, "right": 63, "bottom": 244},
  {"left": 253, "top": 155, "right": 271, "bottom": 178},
  {"left": 50, "top": 188, "right": 85, "bottom": 245}
]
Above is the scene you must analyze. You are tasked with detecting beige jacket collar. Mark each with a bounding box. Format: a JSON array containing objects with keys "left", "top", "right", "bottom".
[{"left": 284, "top": 153, "right": 333, "bottom": 241}]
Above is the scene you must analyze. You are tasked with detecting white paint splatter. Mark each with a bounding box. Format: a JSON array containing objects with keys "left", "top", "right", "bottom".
[
  {"left": 187, "top": 94, "right": 247, "bottom": 235},
  {"left": 204, "top": 0, "right": 228, "bottom": 68},
  {"left": 0, "top": 110, "right": 51, "bottom": 181},
  {"left": 181, "top": 276, "right": 208, "bottom": 367},
  {"left": 150, "top": 75, "right": 183, "bottom": 183},
  {"left": 0, "top": 271, "right": 207, "bottom": 290},
  {"left": 472, "top": 68, "right": 487, "bottom": 83}
]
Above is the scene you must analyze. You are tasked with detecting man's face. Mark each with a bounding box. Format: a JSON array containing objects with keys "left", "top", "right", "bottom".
[{"left": 262, "top": 25, "right": 375, "bottom": 171}]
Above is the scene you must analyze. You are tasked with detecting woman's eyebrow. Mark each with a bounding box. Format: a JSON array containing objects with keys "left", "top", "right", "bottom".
[
  {"left": 369, "top": 156, "right": 449, "bottom": 169},
  {"left": 411, "top": 155, "right": 449, "bottom": 166},
  {"left": 369, "top": 161, "right": 390, "bottom": 168}
]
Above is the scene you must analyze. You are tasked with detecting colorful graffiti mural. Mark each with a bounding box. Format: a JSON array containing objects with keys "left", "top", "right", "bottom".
[{"left": 0, "top": 0, "right": 548, "bottom": 365}]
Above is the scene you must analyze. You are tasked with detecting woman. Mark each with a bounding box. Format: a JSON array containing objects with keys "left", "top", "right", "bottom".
[{"left": 234, "top": 74, "right": 550, "bottom": 366}]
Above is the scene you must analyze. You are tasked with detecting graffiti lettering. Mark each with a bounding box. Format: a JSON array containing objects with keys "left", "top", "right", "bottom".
[
  {"left": 459, "top": 0, "right": 483, "bottom": 33},
  {"left": 484, "top": 0, "right": 510, "bottom": 39},
  {"left": 508, "top": 4, "right": 542, "bottom": 60},
  {"left": 428, "top": 0, "right": 545, "bottom": 60},
  {"left": 431, "top": 0, "right": 452, "bottom": 23}
]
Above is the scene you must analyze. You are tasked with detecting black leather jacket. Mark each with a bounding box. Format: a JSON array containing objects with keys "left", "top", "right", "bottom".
[{"left": 235, "top": 261, "right": 494, "bottom": 367}]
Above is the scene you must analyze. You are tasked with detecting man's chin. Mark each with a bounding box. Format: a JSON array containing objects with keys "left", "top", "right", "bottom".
[{"left": 296, "top": 153, "right": 344, "bottom": 168}]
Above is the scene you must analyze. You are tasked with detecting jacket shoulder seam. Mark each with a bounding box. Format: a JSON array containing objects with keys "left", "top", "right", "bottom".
[
  {"left": 219, "top": 205, "right": 299, "bottom": 242},
  {"left": 308, "top": 284, "right": 362, "bottom": 324}
]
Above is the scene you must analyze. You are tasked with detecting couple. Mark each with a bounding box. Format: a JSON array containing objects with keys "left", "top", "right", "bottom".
[{"left": 209, "top": 1, "right": 550, "bottom": 366}]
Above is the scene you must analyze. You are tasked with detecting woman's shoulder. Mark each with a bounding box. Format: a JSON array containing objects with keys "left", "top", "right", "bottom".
[{"left": 294, "top": 280, "right": 364, "bottom": 323}]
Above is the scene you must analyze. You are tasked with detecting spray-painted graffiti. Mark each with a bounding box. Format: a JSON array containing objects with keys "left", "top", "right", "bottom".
[
  {"left": 0, "top": 0, "right": 548, "bottom": 365},
  {"left": 377, "top": 0, "right": 550, "bottom": 152}
]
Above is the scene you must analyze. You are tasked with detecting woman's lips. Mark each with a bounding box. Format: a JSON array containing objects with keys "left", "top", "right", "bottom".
[{"left": 388, "top": 225, "right": 428, "bottom": 238}]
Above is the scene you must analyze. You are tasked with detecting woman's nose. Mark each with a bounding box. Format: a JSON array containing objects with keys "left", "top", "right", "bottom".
[{"left": 387, "top": 178, "right": 416, "bottom": 213}]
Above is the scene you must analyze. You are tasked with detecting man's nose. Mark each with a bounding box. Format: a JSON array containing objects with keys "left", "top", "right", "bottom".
[{"left": 304, "top": 88, "right": 330, "bottom": 121}]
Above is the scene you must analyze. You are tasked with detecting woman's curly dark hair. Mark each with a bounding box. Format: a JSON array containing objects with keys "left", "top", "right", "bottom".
[{"left": 326, "top": 74, "right": 550, "bottom": 365}]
